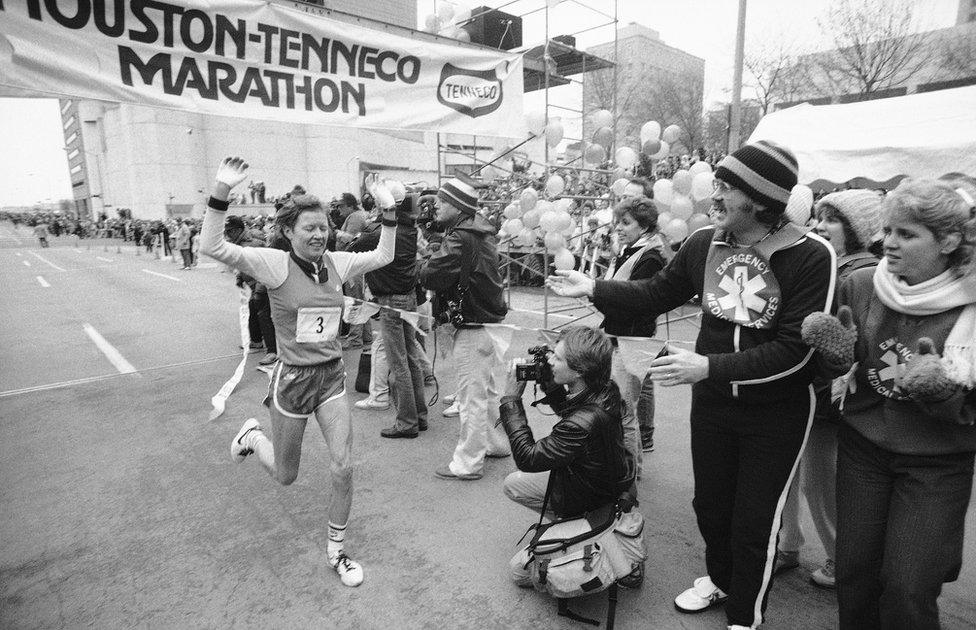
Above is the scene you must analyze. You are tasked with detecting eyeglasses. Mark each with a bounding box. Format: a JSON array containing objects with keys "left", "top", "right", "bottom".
[{"left": 712, "top": 179, "right": 735, "bottom": 194}]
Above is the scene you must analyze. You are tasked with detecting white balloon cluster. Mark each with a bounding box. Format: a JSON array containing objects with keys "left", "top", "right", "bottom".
[
  {"left": 422, "top": 2, "right": 472, "bottom": 41},
  {"left": 637, "top": 158, "right": 716, "bottom": 244},
  {"left": 497, "top": 182, "right": 578, "bottom": 270}
]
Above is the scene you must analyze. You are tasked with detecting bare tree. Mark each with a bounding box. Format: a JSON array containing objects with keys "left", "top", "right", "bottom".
[
  {"left": 940, "top": 31, "right": 976, "bottom": 81},
  {"left": 583, "top": 59, "right": 644, "bottom": 145},
  {"left": 583, "top": 53, "right": 705, "bottom": 157},
  {"left": 745, "top": 41, "right": 807, "bottom": 114},
  {"left": 645, "top": 73, "right": 705, "bottom": 150},
  {"left": 702, "top": 100, "right": 763, "bottom": 154},
  {"left": 815, "top": 0, "right": 933, "bottom": 97}
]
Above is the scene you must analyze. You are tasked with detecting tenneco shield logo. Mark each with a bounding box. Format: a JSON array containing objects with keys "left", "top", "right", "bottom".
[{"left": 438, "top": 63, "right": 503, "bottom": 118}]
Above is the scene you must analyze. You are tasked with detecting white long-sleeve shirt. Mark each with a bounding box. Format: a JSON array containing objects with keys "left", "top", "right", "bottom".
[{"left": 199, "top": 204, "right": 395, "bottom": 289}]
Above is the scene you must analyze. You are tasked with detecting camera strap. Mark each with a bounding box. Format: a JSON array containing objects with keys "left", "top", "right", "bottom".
[
  {"left": 537, "top": 475, "right": 554, "bottom": 528},
  {"left": 455, "top": 232, "right": 474, "bottom": 299}
]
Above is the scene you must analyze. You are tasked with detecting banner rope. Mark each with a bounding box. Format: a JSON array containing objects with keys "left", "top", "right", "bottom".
[
  {"left": 210, "top": 291, "right": 700, "bottom": 415},
  {"left": 209, "top": 285, "right": 253, "bottom": 420}
]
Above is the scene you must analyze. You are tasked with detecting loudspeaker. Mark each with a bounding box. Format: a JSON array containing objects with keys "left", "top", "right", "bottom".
[{"left": 463, "top": 6, "right": 522, "bottom": 50}]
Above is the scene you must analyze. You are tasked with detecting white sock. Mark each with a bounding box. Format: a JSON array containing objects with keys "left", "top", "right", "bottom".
[
  {"left": 249, "top": 431, "right": 275, "bottom": 469},
  {"left": 327, "top": 521, "right": 346, "bottom": 564}
]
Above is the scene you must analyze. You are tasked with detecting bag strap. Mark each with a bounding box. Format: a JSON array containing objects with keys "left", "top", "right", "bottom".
[
  {"left": 537, "top": 474, "right": 554, "bottom": 528},
  {"left": 606, "top": 582, "right": 618, "bottom": 630},
  {"left": 557, "top": 599, "right": 600, "bottom": 626}
]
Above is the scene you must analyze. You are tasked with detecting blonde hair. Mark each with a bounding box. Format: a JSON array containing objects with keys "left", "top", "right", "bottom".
[{"left": 884, "top": 179, "right": 976, "bottom": 277}]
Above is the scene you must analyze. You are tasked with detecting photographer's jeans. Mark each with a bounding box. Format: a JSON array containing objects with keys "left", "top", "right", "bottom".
[
  {"left": 377, "top": 293, "right": 428, "bottom": 431},
  {"left": 503, "top": 470, "right": 557, "bottom": 520},
  {"left": 449, "top": 326, "right": 511, "bottom": 475},
  {"left": 611, "top": 349, "right": 651, "bottom": 475}
]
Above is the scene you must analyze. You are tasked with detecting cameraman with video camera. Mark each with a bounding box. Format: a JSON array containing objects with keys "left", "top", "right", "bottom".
[
  {"left": 418, "top": 177, "right": 509, "bottom": 480},
  {"left": 499, "top": 326, "right": 637, "bottom": 520}
]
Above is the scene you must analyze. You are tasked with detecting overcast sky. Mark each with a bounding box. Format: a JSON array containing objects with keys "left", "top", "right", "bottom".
[{"left": 0, "top": 0, "right": 959, "bottom": 206}]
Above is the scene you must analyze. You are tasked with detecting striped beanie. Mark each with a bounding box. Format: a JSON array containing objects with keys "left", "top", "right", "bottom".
[
  {"left": 714, "top": 140, "right": 798, "bottom": 214},
  {"left": 438, "top": 178, "right": 480, "bottom": 215}
]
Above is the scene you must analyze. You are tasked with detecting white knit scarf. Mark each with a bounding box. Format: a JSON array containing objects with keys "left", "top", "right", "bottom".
[
  {"left": 606, "top": 233, "right": 668, "bottom": 281},
  {"left": 873, "top": 258, "right": 976, "bottom": 387}
]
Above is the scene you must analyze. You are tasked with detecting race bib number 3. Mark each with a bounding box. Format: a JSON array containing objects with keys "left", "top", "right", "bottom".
[{"left": 295, "top": 307, "right": 342, "bottom": 344}]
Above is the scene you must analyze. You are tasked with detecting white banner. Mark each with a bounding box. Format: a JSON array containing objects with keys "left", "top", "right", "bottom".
[{"left": 0, "top": 0, "right": 524, "bottom": 135}]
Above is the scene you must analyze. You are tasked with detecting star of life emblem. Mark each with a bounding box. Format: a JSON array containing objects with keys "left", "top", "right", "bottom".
[
  {"left": 866, "top": 340, "right": 911, "bottom": 399},
  {"left": 703, "top": 248, "right": 782, "bottom": 329},
  {"left": 717, "top": 266, "right": 768, "bottom": 321}
]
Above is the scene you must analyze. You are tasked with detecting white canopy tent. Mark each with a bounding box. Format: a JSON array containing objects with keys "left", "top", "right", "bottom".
[{"left": 748, "top": 85, "right": 976, "bottom": 185}]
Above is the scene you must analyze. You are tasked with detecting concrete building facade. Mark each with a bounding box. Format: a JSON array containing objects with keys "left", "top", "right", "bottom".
[{"left": 581, "top": 23, "right": 705, "bottom": 151}]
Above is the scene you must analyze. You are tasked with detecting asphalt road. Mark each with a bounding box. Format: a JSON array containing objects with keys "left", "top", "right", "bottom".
[{"left": 1, "top": 223, "right": 974, "bottom": 629}]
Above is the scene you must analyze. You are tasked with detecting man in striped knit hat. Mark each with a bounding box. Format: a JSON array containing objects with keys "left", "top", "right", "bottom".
[
  {"left": 548, "top": 140, "right": 836, "bottom": 629},
  {"left": 419, "top": 177, "right": 510, "bottom": 480}
]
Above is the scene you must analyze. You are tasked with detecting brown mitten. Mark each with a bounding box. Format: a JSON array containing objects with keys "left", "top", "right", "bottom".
[
  {"left": 897, "top": 337, "right": 958, "bottom": 403},
  {"left": 802, "top": 306, "right": 857, "bottom": 370}
]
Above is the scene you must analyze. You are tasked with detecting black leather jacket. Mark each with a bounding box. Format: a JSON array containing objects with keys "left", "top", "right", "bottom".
[{"left": 499, "top": 381, "right": 636, "bottom": 518}]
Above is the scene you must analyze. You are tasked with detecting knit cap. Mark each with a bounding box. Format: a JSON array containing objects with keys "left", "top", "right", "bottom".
[
  {"left": 714, "top": 140, "right": 798, "bottom": 214},
  {"left": 815, "top": 189, "right": 884, "bottom": 249},
  {"left": 438, "top": 178, "right": 479, "bottom": 215}
]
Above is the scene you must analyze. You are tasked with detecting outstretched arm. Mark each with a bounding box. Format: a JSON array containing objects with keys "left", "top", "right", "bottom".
[
  {"left": 200, "top": 157, "right": 288, "bottom": 288},
  {"left": 331, "top": 175, "right": 398, "bottom": 282}
]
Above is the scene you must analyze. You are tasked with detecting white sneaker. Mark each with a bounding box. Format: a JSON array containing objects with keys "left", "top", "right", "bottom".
[
  {"left": 354, "top": 397, "right": 389, "bottom": 410},
  {"left": 442, "top": 393, "right": 457, "bottom": 405},
  {"left": 331, "top": 552, "right": 364, "bottom": 587},
  {"left": 810, "top": 558, "right": 836, "bottom": 589},
  {"left": 674, "top": 575, "right": 728, "bottom": 613},
  {"left": 442, "top": 401, "right": 460, "bottom": 417},
  {"left": 231, "top": 418, "right": 262, "bottom": 463}
]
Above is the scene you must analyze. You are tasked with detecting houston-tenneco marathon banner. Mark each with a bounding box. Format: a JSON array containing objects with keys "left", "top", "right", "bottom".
[{"left": 0, "top": 0, "right": 524, "bottom": 134}]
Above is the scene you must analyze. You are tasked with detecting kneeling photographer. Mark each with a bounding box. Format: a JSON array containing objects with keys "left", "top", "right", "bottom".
[
  {"left": 499, "top": 326, "right": 637, "bottom": 519},
  {"left": 499, "top": 327, "right": 645, "bottom": 610}
]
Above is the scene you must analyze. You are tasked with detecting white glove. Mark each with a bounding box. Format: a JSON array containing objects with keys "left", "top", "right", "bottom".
[
  {"left": 365, "top": 173, "right": 396, "bottom": 210},
  {"left": 215, "top": 156, "right": 249, "bottom": 190}
]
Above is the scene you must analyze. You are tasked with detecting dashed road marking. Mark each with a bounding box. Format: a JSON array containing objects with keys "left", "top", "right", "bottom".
[
  {"left": 22, "top": 260, "right": 30, "bottom": 267},
  {"left": 82, "top": 323, "right": 138, "bottom": 374},
  {"left": 28, "top": 251, "right": 66, "bottom": 271},
  {"left": 36, "top": 276, "right": 50, "bottom": 288},
  {"left": 97, "top": 256, "right": 113, "bottom": 262},
  {"left": 142, "top": 269, "right": 181, "bottom": 282}
]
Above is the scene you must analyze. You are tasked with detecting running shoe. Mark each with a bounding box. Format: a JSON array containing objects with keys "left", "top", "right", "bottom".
[
  {"left": 231, "top": 418, "right": 261, "bottom": 463},
  {"left": 442, "top": 401, "right": 460, "bottom": 417},
  {"left": 354, "top": 397, "right": 389, "bottom": 410},
  {"left": 810, "top": 559, "right": 836, "bottom": 589},
  {"left": 258, "top": 352, "right": 277, "bottom": 366},
  {"left": 674, "top": 576, "right": 728, "bottom": 613},
  {"left": 331, "top": 552, "right": 364, "bottom": 587}
]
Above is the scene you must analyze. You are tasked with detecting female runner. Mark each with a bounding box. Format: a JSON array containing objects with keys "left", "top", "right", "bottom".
[{"left": 201, "top": 157, "right": 397, "bottom": 587}]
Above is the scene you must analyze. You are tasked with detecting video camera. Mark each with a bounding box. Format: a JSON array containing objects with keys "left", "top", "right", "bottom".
[
  {"left": 417, "top": 190, "right": 439, "bottom": 232},
  {"left": 515, "top": 345, "right": 552, "bottom": 382}
]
